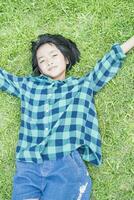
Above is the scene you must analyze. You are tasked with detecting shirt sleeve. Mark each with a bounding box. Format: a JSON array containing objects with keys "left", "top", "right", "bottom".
[
  {"left": 84, "top": 43, "right": 126, "bottom": 95},
  {"left": 0, "top": 67, "right": 24, "bottom": 98}
]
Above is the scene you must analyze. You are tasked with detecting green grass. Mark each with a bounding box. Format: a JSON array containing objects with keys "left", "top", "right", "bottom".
[{"left": 0, "top": 0, "right": 134, "bottom": 199}]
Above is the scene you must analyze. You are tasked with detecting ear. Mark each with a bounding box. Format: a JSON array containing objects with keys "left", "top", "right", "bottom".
[{"left": 65, "top": 58, "right": 69, "bottom": 65}]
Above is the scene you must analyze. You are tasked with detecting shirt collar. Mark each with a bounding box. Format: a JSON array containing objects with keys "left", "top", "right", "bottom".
[{"left": 39, "top": 74, "right": 74, "bottom": 84}]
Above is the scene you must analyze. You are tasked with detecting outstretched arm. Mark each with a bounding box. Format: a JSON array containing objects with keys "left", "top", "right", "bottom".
[
  {"left": 84, "top": 43, "right": 126, "bottom": 95},
  {"left": 0, "top": 67, "right": 23, "bottom": 98},
  {"left": 84, "top": 35, "right": 134, "bottom": 95},
  {"left": 121, "top": 36, "right": 134, "bottom": 54}
]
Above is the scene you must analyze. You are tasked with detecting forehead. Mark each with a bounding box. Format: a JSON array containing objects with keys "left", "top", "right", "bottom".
[{"left": 37, "top": 43, "right": 59, "bottom": 57}]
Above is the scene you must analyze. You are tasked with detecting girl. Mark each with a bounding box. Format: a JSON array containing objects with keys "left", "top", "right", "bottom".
[{"left": 0, "top": 34, "right": 134, "bottom": 200}]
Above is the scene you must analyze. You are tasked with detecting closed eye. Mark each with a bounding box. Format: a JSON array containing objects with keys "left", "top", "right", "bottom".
[
  {"left": 39, "top": 54, "right": 58, "bottom": 63},
  {"left": 39, "top": 60, "right": 45, "bottom": 63}
]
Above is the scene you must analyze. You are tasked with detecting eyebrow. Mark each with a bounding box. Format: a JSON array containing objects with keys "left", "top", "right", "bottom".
[{"left": 38, "top": 50, "right": 58, "bottom": 60}]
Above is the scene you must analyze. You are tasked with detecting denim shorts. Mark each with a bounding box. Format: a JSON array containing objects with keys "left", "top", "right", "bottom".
[{"left": 11, "top": 149, "right": 92, "bottom": 200}]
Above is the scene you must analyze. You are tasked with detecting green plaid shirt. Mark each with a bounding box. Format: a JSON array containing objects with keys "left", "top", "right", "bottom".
[{"left": 0, "top": 43, "right": 126, "bottom": 165}]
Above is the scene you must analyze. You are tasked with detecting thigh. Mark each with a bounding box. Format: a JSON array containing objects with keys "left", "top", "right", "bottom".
[
  {"left": 75, "top": 177, "right": 92, "bottom": 200},
  {"left": 41, "top": 154, "right": 82, "bottom": 200},
  {"left": 70, "top": 150, "right": 92, "bottom": 200},
  {"left": 41, "top": 150, "right": 92, "bottom": 200},
  {"left": 11, "top": 161, "right": 42, "bottom": 200}
]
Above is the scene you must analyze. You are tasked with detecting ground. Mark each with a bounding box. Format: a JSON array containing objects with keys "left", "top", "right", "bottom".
[{"left": 0, "top": 0, "right": 134, "bottom": 199}]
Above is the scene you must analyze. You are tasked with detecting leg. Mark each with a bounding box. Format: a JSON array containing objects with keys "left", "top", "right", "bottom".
[
  {"left": 41, "top": 150, "right": 92, "bottom": 200},
  {"left": 76, "top": 175, "right": 92, "bottom": 200},
  {"left": 41, "top": 154, "right": 82, "bottom": 200},
  {"left": 23, "top": 199, "right": 39, "bottom": 200},
  {"left": 11, "top": 161, "right": 42, "bottom": 200},
  {"left": 69, "top": 150, "right": 92, "bottom": 200}
]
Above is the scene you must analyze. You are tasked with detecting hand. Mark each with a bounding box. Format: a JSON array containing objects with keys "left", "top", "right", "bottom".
[{"left": 121, "top": 36, "right": 134, "bottom": 54}]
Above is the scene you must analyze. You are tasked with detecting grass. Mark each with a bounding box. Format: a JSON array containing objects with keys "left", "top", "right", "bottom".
[{"left": 0, "top": 0, "right": 134, "bottom": 199}]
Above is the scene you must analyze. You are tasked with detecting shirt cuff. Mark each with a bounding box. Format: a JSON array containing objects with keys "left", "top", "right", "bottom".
[{"left": 111, "top": 43, "right": 127, "bottom": 60}]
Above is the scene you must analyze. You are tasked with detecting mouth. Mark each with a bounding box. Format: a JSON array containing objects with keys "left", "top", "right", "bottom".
[{"left": 48, "top": 66, "right": 57, "bottom": 71}]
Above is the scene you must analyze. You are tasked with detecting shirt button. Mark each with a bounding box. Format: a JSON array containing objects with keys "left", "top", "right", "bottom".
[
  {"left": 45, "top": 104, "right": 49, "bottom": 112},
  {"left": 48, "top": 94, "right": 52, "bottom": 98},
  {"left": 46, "top": 108, "right": 49, "bottom": 112}
]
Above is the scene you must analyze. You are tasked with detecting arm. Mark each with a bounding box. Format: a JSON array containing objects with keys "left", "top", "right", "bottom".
[
  {"left": 0, "top": 67, "right": 23, "bottom": 98},
  {"left": 120, "top": 36, "right": 134, "bottom": 54},
  {"left": 84, "top": 43, "right": 126, "bottom": 95}
]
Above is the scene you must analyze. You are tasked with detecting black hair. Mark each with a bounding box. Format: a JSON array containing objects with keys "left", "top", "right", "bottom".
[{"left": 31, "top": 33, "right": 80, "bottom": 75}]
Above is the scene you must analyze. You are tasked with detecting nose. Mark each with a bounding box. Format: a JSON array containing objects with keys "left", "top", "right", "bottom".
[{"left": 47, "top": 59, "right": 53, "bottom": 66}]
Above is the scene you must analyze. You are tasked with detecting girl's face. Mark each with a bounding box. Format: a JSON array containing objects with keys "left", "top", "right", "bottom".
[{"left": 36, "top": 43, "right": 69, "bottom": 80}]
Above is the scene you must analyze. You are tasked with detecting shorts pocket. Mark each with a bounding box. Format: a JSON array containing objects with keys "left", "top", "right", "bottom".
[{"left": 69, "top": 150, "right": 89, "bottom": 177}]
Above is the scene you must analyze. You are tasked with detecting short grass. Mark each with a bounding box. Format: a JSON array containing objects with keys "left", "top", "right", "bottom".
[{"left": 0, "top": 0, "right": 134, "bottom": 199}]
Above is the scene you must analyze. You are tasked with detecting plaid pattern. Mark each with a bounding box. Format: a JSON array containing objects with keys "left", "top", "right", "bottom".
[{"left": 0, "top": 43, "right": 126, "bottom": 165}]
